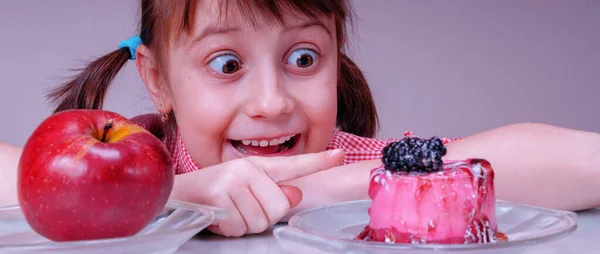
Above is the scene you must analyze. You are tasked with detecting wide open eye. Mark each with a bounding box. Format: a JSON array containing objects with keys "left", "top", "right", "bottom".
[
  {"left": 208, "top": 54, "right": 242, "bottom": 74},
  {"left": 286, "top": 48, "right": 318, "bottom": 69}
]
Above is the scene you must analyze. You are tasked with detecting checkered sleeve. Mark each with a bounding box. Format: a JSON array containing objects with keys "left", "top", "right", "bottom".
[
  {"left": 326, "top": 130, "right": 462, "bottom": 165},
  {"left": 128, "top": 113, "right": 163, "bottom": 138},
  {"left": 170, "top": 132, "right": 202, "bottom": 174},
  {"left": 128, "top": 113, "right": 200, "bottom": 175}
]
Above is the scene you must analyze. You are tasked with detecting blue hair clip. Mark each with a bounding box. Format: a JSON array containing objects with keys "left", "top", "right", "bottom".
[{"left": 118, "top": 35, "right": 142, "bottom": 60}]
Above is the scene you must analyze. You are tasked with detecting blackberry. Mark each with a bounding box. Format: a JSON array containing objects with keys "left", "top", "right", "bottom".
[{"left": 381, "top": 136, "right": 447, "bottom": 173}]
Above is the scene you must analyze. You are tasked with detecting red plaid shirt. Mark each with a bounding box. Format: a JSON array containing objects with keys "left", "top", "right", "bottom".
[{"left": 130, "top": 114, "right": 460, "bottom": 174}]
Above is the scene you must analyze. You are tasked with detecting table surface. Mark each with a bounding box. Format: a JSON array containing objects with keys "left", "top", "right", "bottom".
[{"left": 177, "top": 208, "right": 600, "bottom": 254}]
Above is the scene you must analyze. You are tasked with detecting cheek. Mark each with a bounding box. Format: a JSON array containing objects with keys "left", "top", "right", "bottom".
[
  {"left": 302, "top": 61, "right": 338, "bottom": 124},
  {"left": 289, "top": 62, "right": 339, "bottom": 152},
  {"left": 299, "top": 80, "right": 337, "bottom": 123},
  {"left": 166, "top": 64, "right": 235, "bottom": 167}
]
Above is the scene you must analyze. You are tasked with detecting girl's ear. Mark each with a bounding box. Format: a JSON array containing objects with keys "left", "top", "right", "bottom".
[{"left": 135, "top": 45, "right": 173, "bottom": 114}]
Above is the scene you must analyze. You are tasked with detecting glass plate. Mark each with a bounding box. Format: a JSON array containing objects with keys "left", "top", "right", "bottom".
[
  {"left": 0, "top": 200, "right": 228, "bottom": 254},
  {"left": 274, "top": 200, "right": 577, "bottom": 253}
]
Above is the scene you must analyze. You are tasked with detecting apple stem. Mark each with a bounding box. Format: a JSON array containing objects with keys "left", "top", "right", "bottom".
[{"left": 101, "top": 119, "right": 114, "bottom": 143}]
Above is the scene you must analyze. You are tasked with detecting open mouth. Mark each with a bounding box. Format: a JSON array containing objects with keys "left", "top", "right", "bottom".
[{"left": 230, "top": 134, "right": 300, "bottom": 155}]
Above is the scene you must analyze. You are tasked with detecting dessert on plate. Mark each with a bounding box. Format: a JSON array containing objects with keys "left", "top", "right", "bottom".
[{"left": 356, "top": 136, "right": 504, "bottom": 244}]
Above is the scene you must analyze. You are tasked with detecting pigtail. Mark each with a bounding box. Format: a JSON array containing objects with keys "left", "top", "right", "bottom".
[
  {"left": 336, "top": 53, "right": 379, "bottom": 138},
  {"left": 47, "top": 48, "right": 131, "bottom": 113}
]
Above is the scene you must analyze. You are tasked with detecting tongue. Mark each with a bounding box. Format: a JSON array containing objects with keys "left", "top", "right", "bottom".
[{"left": 239, "top": 144, "right": 282, "bottom": 155}]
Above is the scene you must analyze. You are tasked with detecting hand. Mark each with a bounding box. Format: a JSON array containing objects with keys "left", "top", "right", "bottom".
[
  {"left": 171, "top": 149, "right": 345, "bottom": 237},
  {"left": 0, "top": 142, "right": 22, "bottom": 206},
  {"left": 280, "top": 158, "right": 380, "bottom": 220}
]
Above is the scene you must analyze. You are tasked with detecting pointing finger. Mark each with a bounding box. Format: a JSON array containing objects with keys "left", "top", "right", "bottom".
[{"left": 247, "top": 149, "right": 344, "bottom": 183}]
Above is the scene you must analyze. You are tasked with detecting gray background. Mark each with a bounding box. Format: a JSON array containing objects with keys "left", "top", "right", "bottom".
[{"left": 1, "top": 0, "right": 598, "bottom": 147}]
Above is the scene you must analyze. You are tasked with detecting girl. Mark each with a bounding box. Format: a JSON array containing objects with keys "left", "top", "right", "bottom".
[{"left": 2, "top": 0, "right": 600, "bottom": 238}]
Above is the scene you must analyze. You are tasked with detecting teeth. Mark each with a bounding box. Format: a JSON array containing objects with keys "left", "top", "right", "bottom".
[{"left": 240, "top": 135, "right": 295, "bottom": 147}]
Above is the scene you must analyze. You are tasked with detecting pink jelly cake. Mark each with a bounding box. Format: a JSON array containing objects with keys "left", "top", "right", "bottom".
[{"left": 356, "top": 137, "right": 505, "bottom": 244}]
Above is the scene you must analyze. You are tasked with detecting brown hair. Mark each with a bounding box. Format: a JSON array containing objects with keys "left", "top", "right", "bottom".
[{"left": 47, "top": 0, "right": 379, "bottom": 140}]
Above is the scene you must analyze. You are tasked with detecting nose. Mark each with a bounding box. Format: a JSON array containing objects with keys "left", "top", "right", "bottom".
[{"left": 243, "top": 70, "right": 295, "bottom": 120}]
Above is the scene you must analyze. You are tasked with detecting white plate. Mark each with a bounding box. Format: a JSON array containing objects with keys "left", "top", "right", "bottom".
[
  {"left": 0, "top": 200, "right": 227, "bottom": 254},
  {"left": 274, "top": 200, "right": 577, "bottom": 253}
]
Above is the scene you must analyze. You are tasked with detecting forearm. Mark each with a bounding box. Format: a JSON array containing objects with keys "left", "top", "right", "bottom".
[
  {"left": 0, "top": 143, "right": 21, "bottom": 207},
  {"left": 281, "top": 159, "right": 379, "bottom": 219},
  {"left": 445, "top": 122, "right": 600, "bottom": 211}
]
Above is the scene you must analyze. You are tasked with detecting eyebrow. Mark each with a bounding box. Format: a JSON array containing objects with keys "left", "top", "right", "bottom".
[
  {"left": 288, "top": 20, "right": 333, "bottom": 38},
  {"left": 191, "top": 24, "right": 240, "bottom": 45},
  {"left": 190, "top": 19, "right": 332, "bottom": 45}
]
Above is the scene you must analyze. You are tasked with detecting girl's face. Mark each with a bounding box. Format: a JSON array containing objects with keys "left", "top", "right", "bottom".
[{"left": 144, "top": 1, "right": 339, "bottom": 168}]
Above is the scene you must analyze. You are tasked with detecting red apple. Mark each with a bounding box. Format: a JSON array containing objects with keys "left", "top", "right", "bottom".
[{"left": 17, "top": 109, "right": 175, "bottom": 241}]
